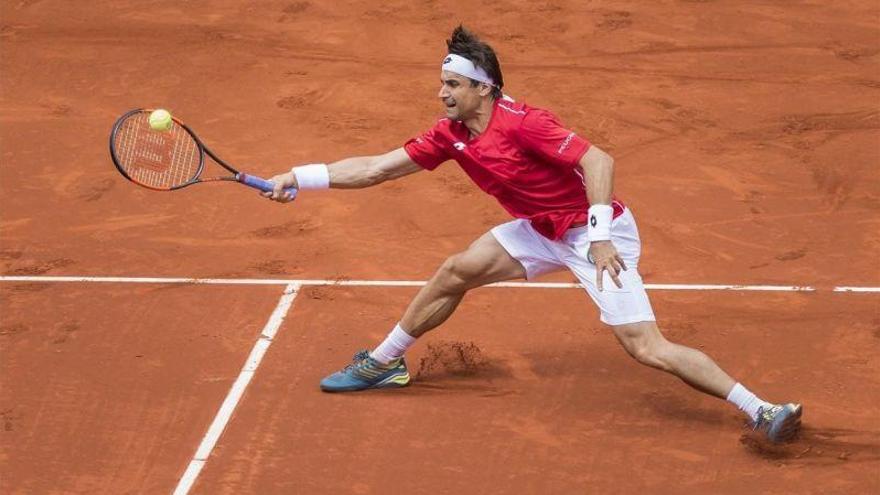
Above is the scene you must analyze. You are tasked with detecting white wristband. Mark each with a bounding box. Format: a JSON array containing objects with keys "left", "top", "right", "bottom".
[
  {"left": 587, "top": 204, "right": 613, "bottom": 241},
  {"left": 292, "top": 163, "right": 330, "bottom": 190}
]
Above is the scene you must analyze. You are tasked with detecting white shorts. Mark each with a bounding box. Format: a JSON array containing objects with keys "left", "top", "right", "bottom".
[{"left": 490, "top": 208, "right": 656, "bottom": 326}]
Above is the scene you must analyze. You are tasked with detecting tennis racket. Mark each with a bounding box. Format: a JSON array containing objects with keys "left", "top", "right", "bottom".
[{"left": 109, "top": 108, "right": 297, "bottom": 198}]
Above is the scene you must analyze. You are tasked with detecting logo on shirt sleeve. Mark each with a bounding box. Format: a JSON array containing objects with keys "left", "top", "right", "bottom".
[
  {"left": 557, "top": 132, "right": 575, "bottom": 155},
  {"left": 453, "top": 142, "right": 466, "bottom": 151}
]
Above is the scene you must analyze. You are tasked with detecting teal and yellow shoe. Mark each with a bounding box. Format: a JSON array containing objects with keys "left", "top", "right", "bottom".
[
  {"left": 753, "top": 403, "right": 803, "bottom": 443},
  {"left": 320, "top": 350, "right": 411, "bottom": 393}
]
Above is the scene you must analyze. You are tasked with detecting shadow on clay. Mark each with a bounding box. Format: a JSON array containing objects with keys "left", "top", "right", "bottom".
[
  {"left": 740, "top": 425, "right": 880, "bottom": 465},
  {"left": 639, "top": 392, "right": 731, "bottom": 427}
]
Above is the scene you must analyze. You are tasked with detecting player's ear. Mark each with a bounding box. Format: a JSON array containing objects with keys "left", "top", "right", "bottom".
[{"left": 479, "top": 83, "right": 493, "bottom": 97}]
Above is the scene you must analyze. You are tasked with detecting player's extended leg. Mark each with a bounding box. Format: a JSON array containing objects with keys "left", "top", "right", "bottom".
[
  {"left": 319, "top": 231, "right": 527, "bottom": 392},
  {"left": 610, "top": 320, "right": 734, "bottom": 398},
  {"left": 563, "top": 208, "right": 801, "bottom": 442},
  {"left": 611, "top": 320, "right": 802, "bottom": 442}
]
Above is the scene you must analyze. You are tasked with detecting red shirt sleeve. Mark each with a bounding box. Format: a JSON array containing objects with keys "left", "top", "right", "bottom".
[
  {"left": 517, "top": 109, "right": 591, "bottom": 169},
  {"left": 403, "top": 122, "right": 450, "bottom": 171}
]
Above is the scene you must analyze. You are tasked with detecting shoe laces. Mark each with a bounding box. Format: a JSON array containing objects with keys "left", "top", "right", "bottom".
[
  {"left": 343, "top": 350, "right": 371, "bottom": 372},
  {"left": 753, "top": 404, "right": 782, "bottom": 430}
]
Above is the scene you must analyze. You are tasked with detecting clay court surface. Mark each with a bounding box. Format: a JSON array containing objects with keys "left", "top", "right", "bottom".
[{"left": 2, "top": 1, "right": 879, "bottom": 494}]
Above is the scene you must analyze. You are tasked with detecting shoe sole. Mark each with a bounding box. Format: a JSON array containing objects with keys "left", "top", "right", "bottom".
[
  {"left": 377, "top": 372, "right": 411, "bottom": 388},
  {"left": 769, "top": 403, "right": 803, "bottom": 443},
  {"left": 320, "top": 371, "right": 410, "bottom": 393}
]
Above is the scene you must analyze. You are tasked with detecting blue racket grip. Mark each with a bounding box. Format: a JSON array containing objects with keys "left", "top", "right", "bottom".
[{"left": 238, "top": 173, "right": 298, "bottom": 200}]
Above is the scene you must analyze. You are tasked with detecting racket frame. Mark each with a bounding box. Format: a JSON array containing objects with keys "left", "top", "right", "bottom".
[{"left": 109, "top": 108, "right": 293, "bottom": 196}]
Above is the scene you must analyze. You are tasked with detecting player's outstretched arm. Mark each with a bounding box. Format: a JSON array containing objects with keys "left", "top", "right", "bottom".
[
  {"left": 263, "top": 148, "right": 422, "bottom": 202},
  {"left": 328, "top": 148, "right": 423, "bottom": 189}
]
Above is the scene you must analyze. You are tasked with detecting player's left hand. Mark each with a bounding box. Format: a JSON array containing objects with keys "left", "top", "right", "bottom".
[{"left": 588, "top": 240, "right": 627, "bottom": 291}]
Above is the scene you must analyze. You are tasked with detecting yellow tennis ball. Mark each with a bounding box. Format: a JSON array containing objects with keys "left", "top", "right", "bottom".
[{"left": 149, "top": 109, "right": 173, "bottom": 132}]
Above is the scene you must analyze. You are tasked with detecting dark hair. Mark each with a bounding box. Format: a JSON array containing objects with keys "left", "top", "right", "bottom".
[{"left": 446, "top": 25, "right": 504, "bottom": 99}]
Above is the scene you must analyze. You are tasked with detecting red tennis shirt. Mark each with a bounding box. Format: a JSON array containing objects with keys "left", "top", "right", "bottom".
[{"left": 404, "top": 99, "right": 625, "bottom": 240}]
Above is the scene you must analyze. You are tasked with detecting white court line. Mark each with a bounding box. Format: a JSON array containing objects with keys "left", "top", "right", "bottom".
[
  {"left": 172, "top": 283, "right": 300, "bottom": 495},
  {"left": 0, "top": 275, "right": 842, "bottom": 292}
]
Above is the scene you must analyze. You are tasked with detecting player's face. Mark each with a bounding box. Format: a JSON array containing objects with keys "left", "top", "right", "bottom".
[{"left": 438, "top": 71, "right": 486, "bottom": 121}]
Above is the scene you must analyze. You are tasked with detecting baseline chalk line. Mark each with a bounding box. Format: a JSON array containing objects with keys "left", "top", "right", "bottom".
[
  {"left": 0, "top": 275, "right": 857, "bottom": 292},
  {"left": 833, "top": 287, "right": 880, "bottom": 293},
  {"left": 172, "top": 283, "right": 300, "bottom": 495}
]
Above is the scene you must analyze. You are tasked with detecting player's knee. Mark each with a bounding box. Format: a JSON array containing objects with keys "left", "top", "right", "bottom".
[
  {"left": 630, "top": 340, "right": 672, "bottom": 371},
  {"left": 435, "top": 254, "right": 475, "bottom": 292}
]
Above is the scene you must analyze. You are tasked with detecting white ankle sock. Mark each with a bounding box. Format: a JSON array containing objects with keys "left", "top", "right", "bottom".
[
  {"left": 726, "top": 383, "right": 772, "bottom": 422},
  {"left": 370, "top": 323, "right": 417, "bottom": 364}
]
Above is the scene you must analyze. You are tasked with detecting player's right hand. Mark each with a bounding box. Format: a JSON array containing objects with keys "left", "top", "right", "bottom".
[
  {"left": 588, "top": 240, "right": 627, "bottom": 291},
  {"left": 263, "top": 171, "right": 299, "bottom": 203}
]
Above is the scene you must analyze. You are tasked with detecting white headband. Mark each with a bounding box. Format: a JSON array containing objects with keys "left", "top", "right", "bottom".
[{"left": 441, "top": 53, "right": 495, "bottom": 87}]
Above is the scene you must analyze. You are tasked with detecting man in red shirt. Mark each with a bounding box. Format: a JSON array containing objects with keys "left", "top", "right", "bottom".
[{"left": 265, "top": 26, "right": 801, "bottom": 443}]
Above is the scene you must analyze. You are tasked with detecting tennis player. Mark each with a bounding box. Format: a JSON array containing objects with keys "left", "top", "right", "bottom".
[{"left": 265, "top": 26, "right": 802, "bottom": 443}]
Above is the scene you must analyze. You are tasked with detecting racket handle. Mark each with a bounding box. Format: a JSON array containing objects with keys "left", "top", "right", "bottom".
[{"left": 237, "top": 173, "right": 298, "bottom": 199}]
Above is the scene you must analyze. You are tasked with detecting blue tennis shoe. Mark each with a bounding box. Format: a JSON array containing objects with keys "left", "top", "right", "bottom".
[{"left": 320, "top": 350, "right": 411, "bottom": 392}]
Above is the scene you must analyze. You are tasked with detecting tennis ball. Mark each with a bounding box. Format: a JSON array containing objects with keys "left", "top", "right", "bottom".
[{"left": 149, "top": 109, "right": 173, "bottom": 132}]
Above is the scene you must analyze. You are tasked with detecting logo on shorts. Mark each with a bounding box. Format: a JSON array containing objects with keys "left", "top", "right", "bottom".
[
  {"left": 453, "top": 142, "right": 466, "bottom": 151},
  {"left": 590, "top": 214, "right": 597, "bottom": 227}
]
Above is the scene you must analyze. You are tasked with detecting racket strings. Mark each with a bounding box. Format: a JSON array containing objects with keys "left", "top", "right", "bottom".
[{"left": 113, "top": 112, "right": 200, "bottom": 189}]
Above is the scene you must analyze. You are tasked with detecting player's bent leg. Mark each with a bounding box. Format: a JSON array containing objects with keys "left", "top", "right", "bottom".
[
  {"left": 610, "top": 320, "right": 735, "bottom": 398},
  {"left": 320, "top": 231, "right": 528, "bottom": 393},
  {"left": 400, "top": 230, "right": 528, "bottom": 337}
]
